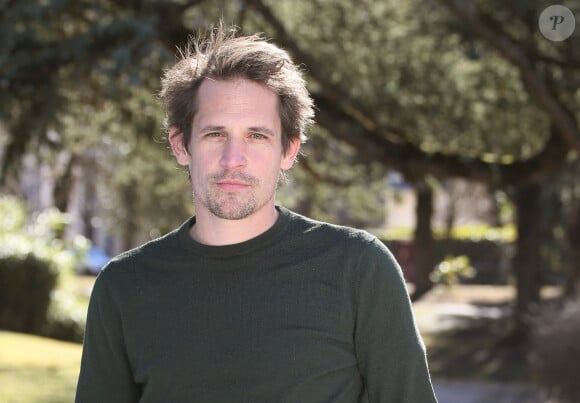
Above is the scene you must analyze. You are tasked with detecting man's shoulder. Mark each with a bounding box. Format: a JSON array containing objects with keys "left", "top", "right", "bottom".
[
  {"left": 283, "top": 209, "right": 399, "bottom": 278},
  {"left": 284, "top": 208, "right": 382, "bottom": 249},
  {"left": 100, "top": 219, "right": 188, "bottom": 275},
  {"left": 123, "top": 226, "right": 181, "bottom": 259}
]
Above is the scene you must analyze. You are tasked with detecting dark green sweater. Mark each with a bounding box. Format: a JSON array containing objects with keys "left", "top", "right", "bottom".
[{"left": 76, "top": 207, "right": 437, "bottom": 402}]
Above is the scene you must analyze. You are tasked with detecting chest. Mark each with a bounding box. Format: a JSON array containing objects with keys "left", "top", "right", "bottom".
[{"left": 120, "top": 261, "right": 357, "bottom": 397}]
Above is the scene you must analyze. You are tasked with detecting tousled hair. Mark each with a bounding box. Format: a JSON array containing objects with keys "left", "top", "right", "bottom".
[{"left": 159, "top": 24, "right": 314, "bottom": 155}]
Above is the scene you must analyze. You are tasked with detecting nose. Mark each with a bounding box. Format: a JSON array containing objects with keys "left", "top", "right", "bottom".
[{"left": 219, "top": 138, "right": 247, "bottom": 169}]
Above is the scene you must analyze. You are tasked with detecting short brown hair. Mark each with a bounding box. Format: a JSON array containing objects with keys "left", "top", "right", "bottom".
[{"left": 159, "top": 25, "right": 314, "bottom": 155}]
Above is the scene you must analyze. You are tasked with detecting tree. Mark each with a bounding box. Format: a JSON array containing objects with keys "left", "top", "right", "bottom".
[
  {"left": 243, "top": 0, "right": 578, "bottom": 325},
  {"left": 2, "top": 0, "right": 579, "bottom": 333},
  {"left": 437, "top": 0, "right": 580, "bottom": 336},
  {"left": 0, "top": 1, "right": 192, "bottom": 249}
]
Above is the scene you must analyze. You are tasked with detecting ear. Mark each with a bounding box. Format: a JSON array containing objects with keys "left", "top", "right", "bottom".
[
  {"left": 281, "top": 138, "right": 301, "bottom": 170},
  {"left": 168, "top": 127, "right": 190, "bottom": 166}
]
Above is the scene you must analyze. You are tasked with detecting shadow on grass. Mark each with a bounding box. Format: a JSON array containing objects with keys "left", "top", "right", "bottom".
[{"left": 426, "top": 314, "right": 531, "bottom": 383}]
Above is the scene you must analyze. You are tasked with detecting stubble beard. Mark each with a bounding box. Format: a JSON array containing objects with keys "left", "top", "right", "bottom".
[
  {"left": 198, "top": 171, "right": 264, "bottom": 220},
  {"left": 206, "top": 192, "right": 258, "bottom": 220}
]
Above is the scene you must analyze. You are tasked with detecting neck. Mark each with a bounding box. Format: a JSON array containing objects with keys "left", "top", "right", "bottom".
[{"left": 190, "top": 205, "right": 279, "bottom": 246}]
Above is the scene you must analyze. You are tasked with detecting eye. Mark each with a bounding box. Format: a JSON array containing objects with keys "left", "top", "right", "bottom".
[
  {"left": 203, "top": 132, "right": 226, "bottom": 141},
  {"left": 249, "top": 132, "right": 267, "bottom": 140},
  {"left": 205, "top": 132, "right": 223, "bottom": 138}
]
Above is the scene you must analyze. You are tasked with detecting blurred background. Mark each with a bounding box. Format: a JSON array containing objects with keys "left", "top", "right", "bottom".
[{"left": 1, "top": 0, "right": 579, "bottom": 401}]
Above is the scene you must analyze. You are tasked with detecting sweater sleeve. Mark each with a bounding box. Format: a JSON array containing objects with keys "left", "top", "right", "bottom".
[
  {"left": 75, "top": 268, "right": 140, "bottom": 402},
  {"left": 354, "top": 238, "right": 438, "bottom": 403}
]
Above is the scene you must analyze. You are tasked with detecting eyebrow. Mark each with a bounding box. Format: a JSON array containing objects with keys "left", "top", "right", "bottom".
[
  {"left": 248, "top": 126, "right": 276, "bottom": 137},
  {"left": 199, "top": 125, "right": 225, "bottom": 133}
]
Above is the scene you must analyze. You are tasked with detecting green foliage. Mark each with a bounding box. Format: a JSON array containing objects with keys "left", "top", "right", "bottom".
[
  {"left": 258, "top": 0, "right": 550, "bottom": 160},
  {"left": 45, "top": 290, "right": 86, "bottom": 343},
  {"left": 0, "top": 197, "right": 87, "bottom": 277},
  {"left": 0, "top": 253, "right": 57, "bottom": 334},
  {"left": 1, "top": 0, "right": 578, "bottom": 238},
  {"left": 58, "top": 84, "right": 193, "bottom": 243},
  {"left": 278, "top": 126, "right": 387, "bottom": 227},
  {"left": 0, "top": 0, "right": 167, "bottom": 176},
  {"left": 430, "top": 255, "right": 476, "bottom": 286},
  {"left": 443, "top": 224, "right": 516, "bottom": 242},
  {"left": 537, "top": 155, "right": 580, "bottom": 276},
  {"left": 0, "top": 196, "right": 88, "bottom": 339},
  {"left": 375, "top": 223, "right": 516, "bottom": 242}
]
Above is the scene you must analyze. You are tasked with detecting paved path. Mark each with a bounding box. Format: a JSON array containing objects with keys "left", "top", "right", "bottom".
[{"left": 433, "top": 379, "right": 544, "bottom": 403}]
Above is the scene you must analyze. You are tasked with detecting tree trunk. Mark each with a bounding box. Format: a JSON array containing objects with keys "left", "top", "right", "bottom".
[
  {"left": 81, "top": 157, "right": 98, "bottom": 241},
  {"left": 512, "top": 181, "right": 544, "bottom": 340},
  {"left": 121, "top": 181, "right": 139, "bottom": 251},
  {"left": 442, "top": 180, "right": 457, "bottom": 256},
  {"left": 411, "top": 180, "right": 435, "bottom": 301},
  {"left": 565, "top": 203, "right": 580, "bottom": 297},
  {"left": 53, "top": 152, "right": 78, "bottom": 213}
]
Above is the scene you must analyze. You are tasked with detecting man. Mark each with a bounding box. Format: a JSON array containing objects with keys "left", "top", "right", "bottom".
[{"left": 76, "top": 25, "right": 438, "bottom": 402}]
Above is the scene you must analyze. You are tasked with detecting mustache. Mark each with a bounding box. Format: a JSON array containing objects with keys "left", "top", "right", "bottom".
[{"left": 210, "top": 171, "right": 259, "bottom": 185}]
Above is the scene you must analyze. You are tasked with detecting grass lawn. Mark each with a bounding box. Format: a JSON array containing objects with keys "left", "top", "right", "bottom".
[
  {"left": 0, "top": 275, "right": 94, "bottom": 402},
  {"left": 0, "top": 331, "right": 82, "bottom": 403}
]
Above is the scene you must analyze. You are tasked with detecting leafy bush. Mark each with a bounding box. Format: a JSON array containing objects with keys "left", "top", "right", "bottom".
[
  {"left": 0, "top": 254, "right": 58, "bottom": 333},
  {"left": 429, "top": 255, "right": 476, "bottom": 286},
  {"left": 375, "top": 223, "right": 516, "bottom": 242},
  {"left": 528, "top": 296, "right": 580, "bottom": 403},
  {"left": 44, "top": 290, "right": 87, "bottom": 343},
  {"left": 0, "top": 196, "right": 88, "bottom": 340}
]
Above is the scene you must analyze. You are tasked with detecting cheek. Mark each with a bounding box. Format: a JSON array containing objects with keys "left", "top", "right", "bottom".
[
  {"left": 188, "top": 153, "right": 217, "bottom": 182},
  {"left": 266, "top": 159, "right": 285, "bottom": 183}
]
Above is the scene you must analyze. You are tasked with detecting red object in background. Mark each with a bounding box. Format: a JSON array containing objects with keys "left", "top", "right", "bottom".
[{"left": 392, "top": 241, "right": 415, "bottom": 283}]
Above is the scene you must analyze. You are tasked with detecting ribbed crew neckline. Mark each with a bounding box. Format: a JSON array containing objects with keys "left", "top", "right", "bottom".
[{"left": 177, "top": 205, "right": 291, "bottom": 259}]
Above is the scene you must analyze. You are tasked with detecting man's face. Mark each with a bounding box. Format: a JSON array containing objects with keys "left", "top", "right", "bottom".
[{"left": 170, "top": 78, "right": 299, "bottom": 221}]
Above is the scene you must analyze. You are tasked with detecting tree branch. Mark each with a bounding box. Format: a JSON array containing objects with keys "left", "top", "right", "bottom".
[
  {"left": 298, "top": 158, "right": 353, "bottom": 188},
  {"left": 249, "top": 0, "right": 572, "bottom": 186},
  {"left": 246, "top": 0, "right": 405, "bottom": 143},
  {"left": 315, "top": 93, "right": 569, "bottom": 187},
  {"left": 439, "top": 0, "right": 580, "bottom": 152}
]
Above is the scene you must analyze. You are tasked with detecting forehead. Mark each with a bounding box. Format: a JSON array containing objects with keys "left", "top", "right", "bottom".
[{"left": 195, "top": 78, "right": 280, "bottom": 124}]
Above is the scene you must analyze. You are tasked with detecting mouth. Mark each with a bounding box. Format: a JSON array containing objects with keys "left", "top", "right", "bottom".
[{"left": 216, "top": 180, "right": 251, "bottom": 192}]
